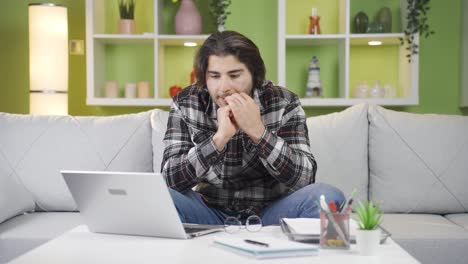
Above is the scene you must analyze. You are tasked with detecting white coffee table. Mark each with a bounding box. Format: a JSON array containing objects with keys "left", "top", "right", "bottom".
[{"left": 8, "top": 225, "right": 419, "bottom": 264}]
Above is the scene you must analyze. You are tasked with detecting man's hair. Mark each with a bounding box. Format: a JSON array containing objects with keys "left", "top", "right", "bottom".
[{"left": 194, "top": 31, "right": 266, "bottom": 89}]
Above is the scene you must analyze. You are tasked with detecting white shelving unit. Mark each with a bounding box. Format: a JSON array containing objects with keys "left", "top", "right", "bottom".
[
  {"left": 277, "top": 0, "right": 419, "bottom": 106},
  {"left": 85, "top": 0, "right": 208, "bottom": 106},
  {"left": 86, "top": 0, "right": 419, "bottom": 107}
]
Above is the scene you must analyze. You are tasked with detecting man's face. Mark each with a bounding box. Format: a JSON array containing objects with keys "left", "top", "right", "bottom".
[{"left": 206, "top": 55, "right": 254, "bottom": 108}]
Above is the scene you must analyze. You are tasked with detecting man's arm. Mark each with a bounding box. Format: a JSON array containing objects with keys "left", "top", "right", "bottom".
[
  {"left": 161, "top": 102, "right": 224, "bottom": 192},
  {"left": 252, "top": 99, "right": 317, "bottom": 191}
]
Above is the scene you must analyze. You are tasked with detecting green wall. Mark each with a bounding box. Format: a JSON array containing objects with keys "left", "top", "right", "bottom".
[{"left": 1, "top": 0, "right": 466, "bottom": 116}]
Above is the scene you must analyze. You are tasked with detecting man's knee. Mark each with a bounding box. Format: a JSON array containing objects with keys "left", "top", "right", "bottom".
[{"left": 295, "top": 183, "right": 344, "bottom": 200}]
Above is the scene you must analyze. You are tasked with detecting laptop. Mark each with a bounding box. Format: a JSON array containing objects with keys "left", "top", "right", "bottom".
[{"left": 61, "top": 170, "right": 224, "bottom": 239}]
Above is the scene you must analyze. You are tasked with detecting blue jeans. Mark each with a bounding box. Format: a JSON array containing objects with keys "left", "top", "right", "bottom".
[{"left": 169, "top": 183, "right": 345, "bottom": 226}]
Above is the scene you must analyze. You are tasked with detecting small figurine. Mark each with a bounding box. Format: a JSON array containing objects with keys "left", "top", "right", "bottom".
[
  {"left": 308, "top": 8, "right": 321, "bottom": 35},
  {"left": 306, "top": 56, "right": 323, "bottom": 98}
]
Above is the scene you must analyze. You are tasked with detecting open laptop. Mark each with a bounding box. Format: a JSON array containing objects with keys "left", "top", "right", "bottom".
[{"left": 61, "top": 170, "right": 224, "bottom": 239}]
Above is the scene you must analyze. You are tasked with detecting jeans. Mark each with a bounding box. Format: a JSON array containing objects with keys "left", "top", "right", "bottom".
[{"left": 169, "top": 183, "right": 345, "bottom": 226}]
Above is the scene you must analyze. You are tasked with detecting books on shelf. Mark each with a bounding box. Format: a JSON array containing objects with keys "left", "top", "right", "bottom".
[{"left": 212, "top": 236, "right": 319, "bottom": 259}]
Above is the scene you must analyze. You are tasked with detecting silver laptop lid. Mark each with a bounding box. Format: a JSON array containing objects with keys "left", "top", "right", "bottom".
[{"left": 61, "top": 171, "right": 188, "bottom": 239}]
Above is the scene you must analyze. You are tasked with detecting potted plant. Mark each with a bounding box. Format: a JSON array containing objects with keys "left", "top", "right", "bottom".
[
  {"left": 209, "top": 0, "right": 231, "bottom": 32},
  {"left": 118, "top": 0, "right": 136, "bottom": 34},
  {"left": 400, "top": 0, "right": 435, "bottom": 62},
  {"left": 354, "top": 200, "right": 383, "bottom": 256}
]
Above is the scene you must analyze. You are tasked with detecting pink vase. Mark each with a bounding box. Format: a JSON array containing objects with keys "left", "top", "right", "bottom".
[{"left": 175, "top": 0, "right": 202, "bottom": 35}]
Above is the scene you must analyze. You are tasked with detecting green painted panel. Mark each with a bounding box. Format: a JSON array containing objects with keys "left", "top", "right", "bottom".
[
  {"left": 105, "top": 43, "right": 155, "bottom": 97},
  {"left": 286, "top": 0, "right": 341, "bottom": 34},
  {"left": 225, "top": 0, "right": 277, "bottom": 83},
  {"left": 350, "top": 0, "right": 401, "bottom": 33},
  {"left": 349, "top": 45, "right": 399, "bottom": 97},
  {"left": 286, "top": 45, "right": 339, "bottom": 98}
]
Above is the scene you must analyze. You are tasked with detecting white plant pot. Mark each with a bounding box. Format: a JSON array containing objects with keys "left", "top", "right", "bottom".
[{"left": 355, "top": 229, "right": 381, "bottom": 256}]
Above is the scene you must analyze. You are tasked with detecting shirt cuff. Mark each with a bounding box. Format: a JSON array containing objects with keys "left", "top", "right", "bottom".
[
  {"left": 252, "top": 128, "right": 277, "bottom": 159},
  {"left": 197, "top": 136, "right": 224, "bottom": 169}
]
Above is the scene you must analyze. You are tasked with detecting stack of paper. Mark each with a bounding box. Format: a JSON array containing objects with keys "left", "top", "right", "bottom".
[{"left": 212, "top": 237, "right": 319, "bottom": 259}]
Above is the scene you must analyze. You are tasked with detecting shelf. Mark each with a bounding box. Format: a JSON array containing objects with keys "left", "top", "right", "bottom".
[
  {"left": 299, "top": 97, "right": 418, "bottom": 106},
  {"left": 286, "top": 34, "right": 346, "bottom": 45},
  {"left": 350, "top": 33, "right": 404, "bottom": 45},
  {"left": 93, "top": 34, "right": 155, "bottom": 44},
  {"left": 87, "top": 98, "right": 172, "bottom": 106},
  {"left": 158, "top": 34, "right": 209, "bottom": 46}
]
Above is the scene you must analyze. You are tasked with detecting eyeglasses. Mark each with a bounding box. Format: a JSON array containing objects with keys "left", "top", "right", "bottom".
[{"left": 223, "top": 215, "right": 263, "bottom": 233}]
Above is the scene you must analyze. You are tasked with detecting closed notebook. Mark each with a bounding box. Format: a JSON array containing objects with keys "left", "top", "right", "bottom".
[{"left": 212, "top": 237, "right": 318, "bottom": 259}]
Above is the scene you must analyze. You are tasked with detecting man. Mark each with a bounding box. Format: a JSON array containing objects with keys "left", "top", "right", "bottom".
[{"left": 161, "top": 31, "right": 344, "bottom": 226}]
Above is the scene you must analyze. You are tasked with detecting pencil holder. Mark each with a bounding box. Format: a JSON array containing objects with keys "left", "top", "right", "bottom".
[{"left": 320, "top": 210, "right": 350, "bottom": 249}]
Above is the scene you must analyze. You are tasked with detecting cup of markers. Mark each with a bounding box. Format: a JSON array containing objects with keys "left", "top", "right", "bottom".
[{"left": 319, "top": 192, "right": 355, "bottom": 250}]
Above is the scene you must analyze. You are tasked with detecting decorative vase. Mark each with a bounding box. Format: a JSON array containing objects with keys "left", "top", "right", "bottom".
[
  {"left": 354, "top": 81, "right": 369, "bottom": 98},
  {"left": 137, "top": 81, "right": 150, "bottom": 98},
  {"left": 354, "top": 11, "right": 369, "bottom": 33},
  {"left": 104, "top": 81, "right": 119, "bottom": 98},
  {"left": 356, "top": 229, "right": 381, "bottom": 256},
  {"left": 175, "top": 0, "right": 202, "bottom": 35},
  {"left": 118, "top": 19, "right": 136, "bottom": 34},
  {"left": 370, "top": 81, "right": 385, "bottom": 98},
  {"left": 376, "top": 7, "right": 392, "bottom": 33},
  {"left": 383, "top": 83, "right": 396, "bottom": 98}
]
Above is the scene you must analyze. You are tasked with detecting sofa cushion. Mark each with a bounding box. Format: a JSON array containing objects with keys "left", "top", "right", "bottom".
[
  {"left": 368, "top": 105, "right": 468, "bottom": 213},
  {"left": 0, "top": 212, "right": 83, "bottom": 263},
  {"left": 445, "top": 213, "right": 468, "bottom": 230},
  {"left": 381, "top": 214, "right": 468, "bottom": 264},
  {"left": 0, "top": 111, "right": 153, "bottom": 212},
  {"left": 150, "top": 109, "right": 169, "bottom": 173},
  {"left": 0, "top": 166, "right": 35, "bottom": 224},
  {"left": 306, "top": 103, "right": 369, "bottom": 201}
]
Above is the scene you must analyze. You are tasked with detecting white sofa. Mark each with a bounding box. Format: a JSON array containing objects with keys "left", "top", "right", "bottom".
[{"left": 1, "top": 104, "right": 467, "bottom": 264}]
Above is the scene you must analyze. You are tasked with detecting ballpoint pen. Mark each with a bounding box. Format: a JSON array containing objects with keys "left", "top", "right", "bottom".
[
  {"left": 340, "top": 189, "right": 356, "bottom": 213},
  {"left": 244, "top": 239, "right": 269, "bottom": 247}
]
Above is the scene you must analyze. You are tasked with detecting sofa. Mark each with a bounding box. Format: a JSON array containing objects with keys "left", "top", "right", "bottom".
[{"left": 1, "top": 103, "right": 467, "bottom": 264}]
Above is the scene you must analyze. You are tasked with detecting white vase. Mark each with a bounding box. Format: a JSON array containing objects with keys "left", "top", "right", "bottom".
[
  {"left": 353, "top": 81, "right": 369, "bottom": 98},
  {"left": 356, "top": 229, "right": 381, "bottom": 256},
  {"left": 370, "top": 81, "right": 385, "bottom": 98}
]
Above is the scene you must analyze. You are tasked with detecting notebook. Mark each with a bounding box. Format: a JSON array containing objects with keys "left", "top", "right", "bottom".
[
  {"left": 213, "top": 237, "right": 319, "bottom": 259},
  {"left": 61, "top": 170, "right": 224, "bottom": 239}
]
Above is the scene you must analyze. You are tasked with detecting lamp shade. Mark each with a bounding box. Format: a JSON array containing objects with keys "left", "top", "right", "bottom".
[{"left": 28, "top": 3, "right": 68, "bottom": 115}]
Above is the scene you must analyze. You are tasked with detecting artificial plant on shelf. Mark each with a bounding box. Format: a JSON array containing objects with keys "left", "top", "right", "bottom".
[
  {"left": 117, "top": 0, "right": 136, "bottom": 34},
  {"left": 399, "top": 0, "right": 435, "bottom": 62},
  {"left": 118, "top": 0, "right": 135, "bottom": 20},
  {"left": 209, "top": 0, "right": 231, "bottom": 32}
]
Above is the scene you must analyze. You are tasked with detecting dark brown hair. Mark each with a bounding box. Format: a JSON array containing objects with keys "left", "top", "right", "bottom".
[{"left": 194, "top": 31, "right": 266, "bottom": 89}]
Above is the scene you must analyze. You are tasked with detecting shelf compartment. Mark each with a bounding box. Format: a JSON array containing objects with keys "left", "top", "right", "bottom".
[
  {"left": 285, "top": 0, "right": 346, "bottom": 35},
  {"left": 349, "top": 0, "right": 403, "bottom": 34},
  {"left": 349, "top": 42, "right": 412, "bottom": 99},
  {"left": 157, "top": 45, "right": 198, "bottom": 99},
  {"left": 93, "top": 41, "right": 154, "bottom": 99},
  {"left": 286, "top": 40, "right": 345, "bottom": 99}
]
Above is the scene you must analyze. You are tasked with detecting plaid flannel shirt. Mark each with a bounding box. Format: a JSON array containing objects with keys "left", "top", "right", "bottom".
[{"left": 161, "top": 81, "right": 317, "bottom": 215}]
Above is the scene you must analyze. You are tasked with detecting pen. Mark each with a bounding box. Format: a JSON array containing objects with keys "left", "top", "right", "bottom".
[{"left": 244, "top": 239, "right": 269, "bottom": 247}]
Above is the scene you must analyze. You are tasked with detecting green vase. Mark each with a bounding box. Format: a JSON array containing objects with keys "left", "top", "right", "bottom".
[
  {"left": 354, "top": 11, "right": 369, "bottom": 33},
  {"left": 376, "top": 7, "right": 392, "bottom": 33}
]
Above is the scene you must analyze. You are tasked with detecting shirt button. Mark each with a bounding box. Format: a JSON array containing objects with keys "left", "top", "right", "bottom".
[{"left": 210, "top": 157, "right": 216, "bottom": 162}]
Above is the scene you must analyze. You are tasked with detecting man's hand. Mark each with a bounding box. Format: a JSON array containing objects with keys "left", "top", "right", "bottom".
[
  {"left": 225, "top": 93, "right": 265, "bottom": 143},
  {"left": 212, "top": 105, "right": 238, "bottom": 151}
]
